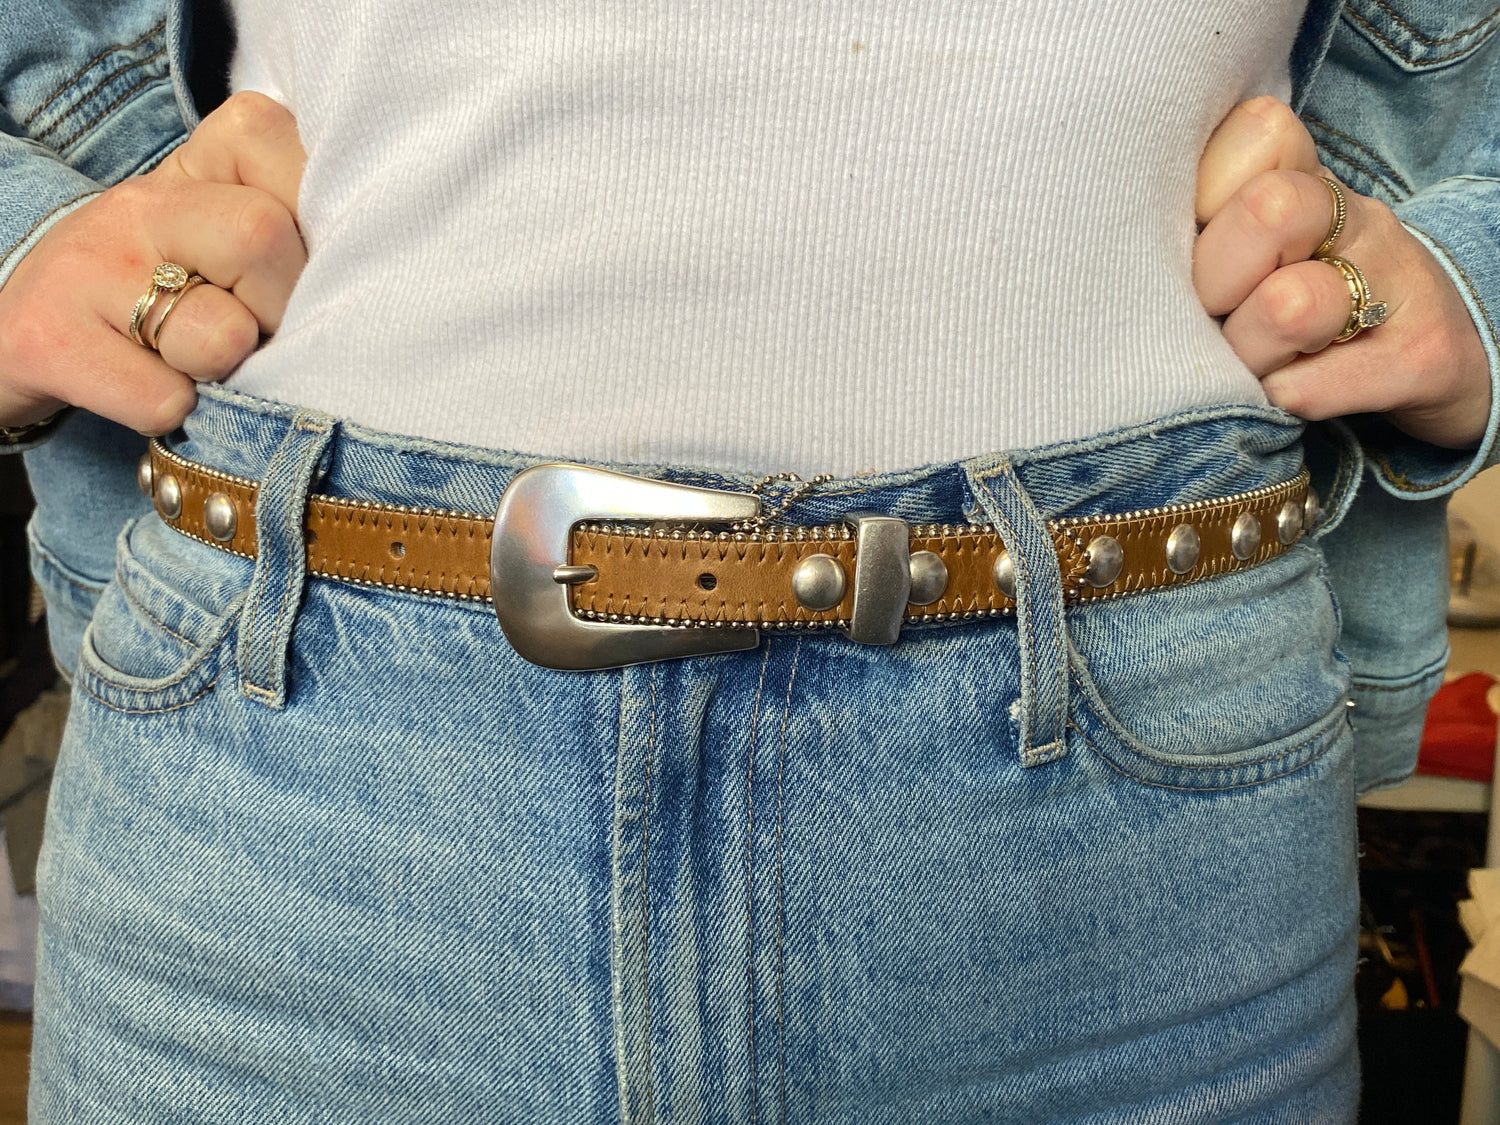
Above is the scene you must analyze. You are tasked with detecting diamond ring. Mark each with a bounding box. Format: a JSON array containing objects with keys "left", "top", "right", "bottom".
[
  {"left": 1316, "top": 254, "right": 1388, "bottom": 344},
  {"left": 128, "top": 262, "right": 204, "bottom": 351}
]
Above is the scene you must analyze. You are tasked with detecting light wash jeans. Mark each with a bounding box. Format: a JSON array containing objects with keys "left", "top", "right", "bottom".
[{"left": 30, "top": 386, "right": 1359, "bottom": 1123}]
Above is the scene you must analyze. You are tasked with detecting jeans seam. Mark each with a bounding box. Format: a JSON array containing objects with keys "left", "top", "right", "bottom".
[
  {"left": 774, "top": 640, "right": 800, "bottom": 1125},
  {"left": 745, "top": 643, "right": 772, "bottom": 1125},
  {"left": 74, "top": 666, "right": 221, "bottom": 715},
  {"left": 1073, "top": 710, "right": 1344, "bottom": 791},
  {"left": 642, "top": 665, "right": 657, "bottom": 1123}
]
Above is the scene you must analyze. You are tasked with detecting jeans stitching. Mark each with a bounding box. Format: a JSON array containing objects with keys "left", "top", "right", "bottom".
[
  {"left": 1074, "top": 718, "right": 1345, "bottom": 792},
  {"left": 642, "top": 665, "right": 657, "bottom": 1123},
  {"left": 774, "top": 640, "right": 800, "bottom": 1125},
  {"left": 75, "top": 665, "right": 222, "bottom": 715},
  {"left": 745, "top": 643, "right": 772, "bottom": 1125}
]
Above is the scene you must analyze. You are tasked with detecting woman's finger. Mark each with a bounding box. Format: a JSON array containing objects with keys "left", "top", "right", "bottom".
[
  {"left": 1219, "top": 258, "right": 1354, "bottom": 375},
  {"left": 103, "top": 177, "right": 304, "bottom": 335},
  {"left": 156, "top": 91, "right": 306, "bottom": 219},
  {"left": 145, "top": 282, "right": 262, "bottom": 381},
  {"left": 1194, "top": 169, "right": 1343, "bottom": 316},
  {"left": 3, "top": 308, "right": 198, "bottom": 434},
  {"left": 1195, "top": 96, "right": 1323, "bottom": 225}
]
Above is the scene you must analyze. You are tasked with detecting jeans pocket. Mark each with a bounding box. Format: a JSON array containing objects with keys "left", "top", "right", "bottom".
[
  {"left": 1067, "top": 546, "right": 1353, "bottom": 789},
  {"left": 1343, "top": 0, "right": 1500, "bottom": 71},
  {"left": 74, "top": 515, "right": 252, "bottom": 714}
]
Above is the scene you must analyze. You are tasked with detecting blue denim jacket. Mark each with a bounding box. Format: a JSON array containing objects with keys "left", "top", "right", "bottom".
[{"left": 3, "top": 0, "right": 1497, "bottom": 792}]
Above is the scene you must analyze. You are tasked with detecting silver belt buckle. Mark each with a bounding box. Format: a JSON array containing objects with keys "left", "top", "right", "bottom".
[{"left": 491, "top": 463, "right": 763, "bottom": 670}]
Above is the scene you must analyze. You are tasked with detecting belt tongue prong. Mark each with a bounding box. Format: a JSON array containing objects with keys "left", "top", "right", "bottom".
[
  {"left": 552, "top": 565, "right": 598, "bottom": 585},
  {"left": 841, "top": 513, "right": 911, "bottom": 645}
]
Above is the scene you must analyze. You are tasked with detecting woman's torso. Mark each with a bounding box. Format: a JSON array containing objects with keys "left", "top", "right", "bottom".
[{"left": 226, "top": 0, "right": 1307, "bottom": 475}]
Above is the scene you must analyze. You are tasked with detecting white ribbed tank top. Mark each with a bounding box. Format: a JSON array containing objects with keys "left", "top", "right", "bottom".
[{"left": 226, "top": 0, "right": 1306, "bottom": 476}]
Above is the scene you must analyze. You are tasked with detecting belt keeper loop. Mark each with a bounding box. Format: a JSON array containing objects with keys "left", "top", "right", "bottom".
[
  {"left": 236, "top": 410, "right": 335, "bottom": 708},
  {"left": 969, "top": 461, "right": 1071, "bottom": 767}
]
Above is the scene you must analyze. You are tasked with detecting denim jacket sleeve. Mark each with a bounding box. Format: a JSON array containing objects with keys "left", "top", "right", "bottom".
[
  {"left": 1296, "top": 0, "right": 1500, "bottom": 493},
  {"left": 0, "top": 3, "right": 193, "bottom": 294},
  {"left": 3, "top": 0, "right": 195, "bottom": 673},
  {"left": 1292, "top": 0, "right": 1500, "bottom": 793}
]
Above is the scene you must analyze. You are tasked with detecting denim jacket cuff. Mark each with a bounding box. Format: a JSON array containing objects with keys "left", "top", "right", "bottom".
[
  {"left": 1353, "top": 183, "right": 1500, "bottom": 498},
  {"left": 0, "top": 139, "right": 105, "bottom": 294}
]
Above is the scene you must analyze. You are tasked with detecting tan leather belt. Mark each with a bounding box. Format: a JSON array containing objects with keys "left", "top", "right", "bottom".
[{"left": 143, "top": 441, "right": 1315, "bottom": 670}]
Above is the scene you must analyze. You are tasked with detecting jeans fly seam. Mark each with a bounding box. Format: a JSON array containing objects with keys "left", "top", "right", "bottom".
[
  {"left": 745, "top": 642, "right": 772, "bottom": 1125},
  {"left": 774, "top": 639, "right": 800, "bottom": 1125},
  {"left": 642, "top": 665, "right": 657, "bottom": 1123},
  {"left": 610, "top": 680, "right": 632, "bottom": 1124}
]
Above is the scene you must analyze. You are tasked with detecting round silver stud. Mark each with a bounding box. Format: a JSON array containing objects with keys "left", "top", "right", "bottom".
[
  {"left": 1231, "top": 512, "right": 1261, "bottom": 560},
  {"left": 791, "top": 553, "right": 847, "bottom": 612},
  {"left": 1165, "top": 524, "right": 1201, "bottom": 575},
  {"left": 203, "top": 492, "right": 238, "bottom": 542},
  {"left": 1302, "top": 487, "right": 1320, "bottom": 532},
  {"left": 993, "top": 550, "right": 1016, "bottom": 599},
  {"left": 136, "top": 451, "right": 155, "bottom": 497},
  {"left": 155, "top": 472, "right": 182, "bottom": 520},
  {"left": 907, "top": 550, "right": 948, "bottom": 606},
  {"left": 1084, "top": 536, "right": 1124, "bottom": 588},
  {"left": 1277, "top": 500, "right": 1303, "bottom": 545}
]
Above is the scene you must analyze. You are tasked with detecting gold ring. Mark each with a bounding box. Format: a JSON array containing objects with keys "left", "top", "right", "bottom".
[
  {"left": 1317, "top": 254, "right": 1388, "bottom": 343},
  {"left": 1315, "top": 177, "right": 1347, "bottom": 259},
  {"left": 128, "top": 262, "right": 195, "bottom": 350},
  {"left": 146, "top": 274, "right": 205, "bottom": 350}
]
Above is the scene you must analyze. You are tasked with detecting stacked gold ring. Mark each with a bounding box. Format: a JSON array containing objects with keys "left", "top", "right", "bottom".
[
  {"left": 1313, "top": 178, "right": 1387, "bottom": 344},
  {"left": 128, "top": 262, "right": 205, "bottom": 351},
  {"left": 1315, "top": 175, "right": 1347, "bottom": 258}
]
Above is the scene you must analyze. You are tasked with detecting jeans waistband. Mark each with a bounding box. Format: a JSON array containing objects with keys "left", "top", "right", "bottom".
[
  {"left": 180, "top": 384, "right": 1311, "bottom": 525},
  {"left": 166, "top": 385, "right": 1324, "bottom": 768}
]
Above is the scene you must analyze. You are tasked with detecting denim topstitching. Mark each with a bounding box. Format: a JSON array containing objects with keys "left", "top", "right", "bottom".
[
  {"left": 744, "top": 643, "right": 773, "bottom": 1125},
  {"left": 773, "top": 640, "right": 801, "bottom": 1125},
  {"left": 18, "top": 20, "right": 166, "bottom": 129}
]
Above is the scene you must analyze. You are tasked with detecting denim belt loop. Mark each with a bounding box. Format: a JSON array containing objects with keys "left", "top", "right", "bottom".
[
  {"left": 237, "top": 409, "right": 336, "bottom": 708},
  {"left": 968, "top": 460, "right": 1070, "bottom": 767}
]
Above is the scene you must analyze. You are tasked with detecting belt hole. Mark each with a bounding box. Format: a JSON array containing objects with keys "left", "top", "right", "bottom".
[
  {"left": 697, "top": 572, "right": 717, "bottom": 591},
  {"left": 390, "top": 541, "right": 406, "bottom": 559}
]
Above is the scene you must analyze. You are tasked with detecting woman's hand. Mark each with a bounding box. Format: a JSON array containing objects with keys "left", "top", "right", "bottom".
[
  {"left": 1194, "top": 95, "right": 1491, "bottom": 449},
  {"left": 0, "top": 91, "right": 306, "bottom": 434}
]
